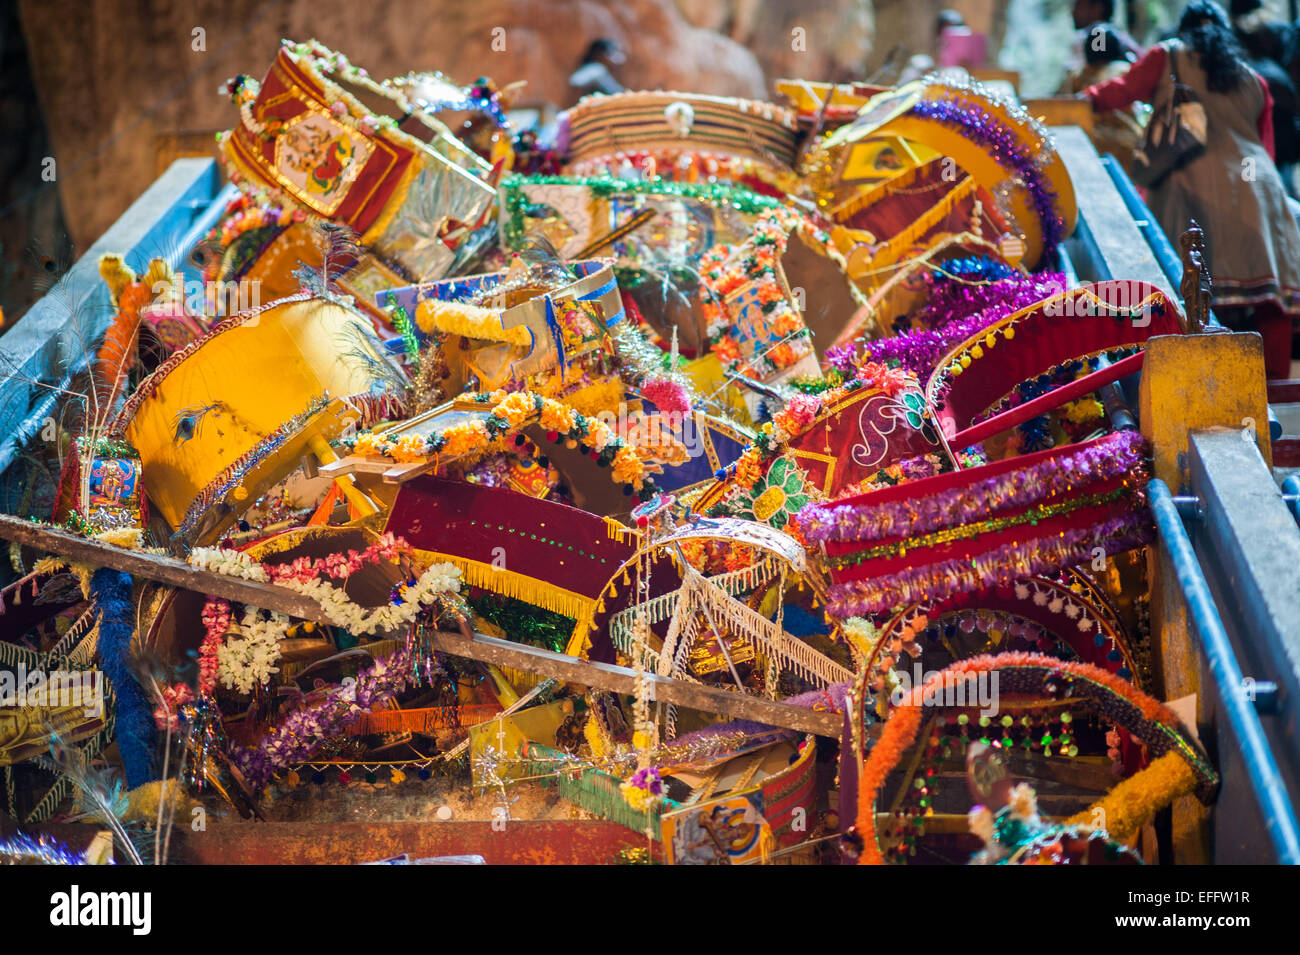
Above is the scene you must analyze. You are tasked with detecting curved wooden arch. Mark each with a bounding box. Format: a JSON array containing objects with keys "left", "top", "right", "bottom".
[{"left": 822, "top": 80, "right": 1077, "bottom": 269}]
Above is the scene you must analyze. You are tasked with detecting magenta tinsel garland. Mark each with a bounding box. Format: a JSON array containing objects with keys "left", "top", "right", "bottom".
[
  {"left": 825, "top": 512, "right": 1154, "bottom": 617},
  {"left": 908, "top": 97, "right": 1066, "bottom": 258},
  {"left": 230, "top": 642, "right": 414, "bottom": 791},
  {"left": 826, "top": 273, "right": 1064, "bottom": 377},
  {"left": 915, "top": 271, "right": 1065, "bottom": 331},
  {"left": 892, "top": 453, "right": 948, "bottom": 482},
  {"left": 799, "top": 431, "right": 1147, "bottom": 543}
]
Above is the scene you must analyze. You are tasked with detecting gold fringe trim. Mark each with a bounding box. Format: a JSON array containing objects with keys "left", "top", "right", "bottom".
[
  {"left": 277, "top": 638, "right": 403, "bottom": 681},
  {"left": 603, "top": 517, "right": 636, "bottom": 544},
  {"left": 565, "top": 601, "right": 598, "bottom": 658},
  {"left": 243, "top": 524, "right": 376, "bottom": 561},
  {"left": 832, "top": 156, "right": 933, "bottom": 221},
  {"left": 359, "top": 638, "right": 405, "bottom": 660},
  {"left": 421, "top": 552, "right": 595, "bottom": 622},
  {"left": 867, "top": 176, "right": 978, "bottom": 273},
  {"left": 497, "top": 666, "right": 545, "bottom": 693}
]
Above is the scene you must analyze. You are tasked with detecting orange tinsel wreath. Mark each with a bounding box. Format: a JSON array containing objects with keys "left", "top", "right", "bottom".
[{"left": 853, "top": 651, "right": 1193, "bottom": 865}]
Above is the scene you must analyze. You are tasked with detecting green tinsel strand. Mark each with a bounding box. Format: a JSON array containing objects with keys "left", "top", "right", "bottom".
[
  {"left": 788, "top": 370, "right": 841, "bottom": 394},
  {"left": 525, "top": 744, "right": 678, "bottom": 840},
  {"left": 614, "top": 264, "right": 698, "bottom": 290},
  {"left": 468, "top": 594, "right": 574, "bottom": 654},
  {"left": 389, "top": 305, "right": 421, "bottom": 367},
  {"left": 500, "top": 174, "right": 781, "bottom": 251}
]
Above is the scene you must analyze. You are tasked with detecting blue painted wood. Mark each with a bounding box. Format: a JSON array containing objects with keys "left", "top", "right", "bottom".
[
  {"left": 1052, "top": 126, "right": 1173, "bottom": 295},
  {"left": 172, "top": 183, "right": 241, "bottom": 289},
  {"left": 0, "top": 159, "right": 223, "bottom": 478}
]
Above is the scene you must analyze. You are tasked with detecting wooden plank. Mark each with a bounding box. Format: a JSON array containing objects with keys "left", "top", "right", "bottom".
[
  {"left": 1140, "top": 343, "right": 1273, "bottom": 864},
  {"left": 382, "top": 461, "right": 432, "bottom": 483},
  {"left": 154, "top": 131, "right": 222, "bottom": 178},
  {"left": 315, "top": 454, "right": 435, "bottom": 483},
  {"left": 0, "top": 514, "right": 324, "bottom": 621},
  {"left": 969, "top": 68, "right": 1020, "bottom": 93},
  {"left": 926, "top": 753, "right": 1118, "bottom": 792},
  {"left": 424, "top": 628, "right": 843, "bottom": 738},
  {"left": 0, "top": 514, "right": 843, "bottom": 737},
  {"left": 317, "top": 456, "right": 394, "bottom": 476},
  {"left": 1026, "top": 98, "right": 1094, "bottom": 133},
  {"left": 1, "top": 819, "right": 659, "bottom": 865}
]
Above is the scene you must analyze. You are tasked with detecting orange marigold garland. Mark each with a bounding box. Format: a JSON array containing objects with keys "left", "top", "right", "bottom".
[
  {"left": 699, "top": 208, "right": 815, "bottom": 378},
  {"left": 852, "top": 652, "right": 1217, "bottom": 865},
  {"left": 341, "top": 390, "right": 685, "bottom": 498}
]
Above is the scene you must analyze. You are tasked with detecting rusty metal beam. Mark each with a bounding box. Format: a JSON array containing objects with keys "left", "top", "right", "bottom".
[
  {"left": 0, "top": 515, "right": 324, "bottom": 621},
  {"left": 426, "top": 628, "right": 843, "bottom": 738},
  {"left": 0, "top": 819, "right": 659, "bottom": 865},
  {"left": 0, "top": 514, "right": 843, "bottom": 737}
]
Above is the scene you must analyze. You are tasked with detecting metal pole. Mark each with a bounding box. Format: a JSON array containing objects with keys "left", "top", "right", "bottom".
[
  {"left": 1283, "top": 474, "right": 1300, "bottom": 525},
  {"left": 1148, "top": 478, "right": 1300, "bottom": 864}
]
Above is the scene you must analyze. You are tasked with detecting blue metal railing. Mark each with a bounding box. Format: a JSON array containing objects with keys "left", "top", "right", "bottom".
[
  {"left": 1053, "top": 242, "right": 1080, "bottom": 289},
  {"left": 0, "top": 160, "right": 227, "bottom": 479},
  {"left": 1100, "top": 155, "right": 1187, "bottom": 292},
  {"left": 172, "top": 183, "right": 242, "bottom": 288},
  {"left": 1284, "top": 474, "right": 1300, "bottom": 526},
  {"left": 1149, "top": 477, "right": 1300, "bottom": 864}
]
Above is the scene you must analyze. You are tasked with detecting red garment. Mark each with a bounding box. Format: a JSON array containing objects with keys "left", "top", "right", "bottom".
[{"left": 1085, "top": 45, "right": 1275, "bottom": 159}]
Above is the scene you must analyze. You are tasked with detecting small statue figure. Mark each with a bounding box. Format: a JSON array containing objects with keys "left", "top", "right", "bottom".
[{"left": 1179, "top": 220, "right": 1214, "bottom": 333}]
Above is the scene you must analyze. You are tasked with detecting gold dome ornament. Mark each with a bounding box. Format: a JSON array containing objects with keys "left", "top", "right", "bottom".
[{"left": 118, "top": 293, "right": 405, "bottom": 543}]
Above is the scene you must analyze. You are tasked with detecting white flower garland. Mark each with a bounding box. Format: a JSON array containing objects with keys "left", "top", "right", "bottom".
[
  {"left": 217, "top": 607, "right": 287, "bottom": 694},
  {"left": 276, "top": 562, "right": 462, "bottom": 635},
  {"left": 189, "top": 546, "right": 270, "bottom": 582},
  {"left": 187, "top": 546, "right": 462, "bottom": 635}
]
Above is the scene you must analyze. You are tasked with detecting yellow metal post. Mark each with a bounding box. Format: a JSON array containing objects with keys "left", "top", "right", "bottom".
[{"left": 1138, "top": 331, "right": 1269, "bottom": 863}]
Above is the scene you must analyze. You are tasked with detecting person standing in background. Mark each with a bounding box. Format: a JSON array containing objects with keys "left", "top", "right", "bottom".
[
  {"left": 1086, "top": 0, "right": 1300, "bottom": 379},
  {"left": 899, "top": 11, "right": 970, "bottom": 83},
  {"left": 1062, "top": 24, "right": 1145, "bottom": 180},
  {"left": 568, "top": 38, "right": 627, "bottom": 103},
  {"left": 1073, "top": 0, "right": 1144, "bottom": 60},
  {"left": 1230, "top": 0, "right": 1300, "bottom": 192}
]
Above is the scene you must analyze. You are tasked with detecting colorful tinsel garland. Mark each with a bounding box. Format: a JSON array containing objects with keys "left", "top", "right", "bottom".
[
  {"left": 698, "top": 207, "right": 815, "bottom": 376},
  {"left": 231, "top": 642, "right": 415, "bottom": 791},
  {"left": 907, "top": 95, "right": 1065, "bottom": 259},
  {"left": 826, "top": 271, "right": 1064, "bottom": 377},
  {"left": 92, "top": 567, "right": 154, "bottom": 789},
  {"left": 799, "top": 431, "right": 1147, "bottom": 543},
  {"left": 343, "top": 390, "right": 681, "bottom": 495},
  {"left": 0, "top": 831, "right": 108, "bottom": 865},
  {"left": 852, "top": 652, "right": 1214, "bottom": 865},
  {"left": 500, "top": 174, "right": 783, "bottom": 248},
  {"left": 826, "top": 512, "right": 1154, "bottom": 617}
]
